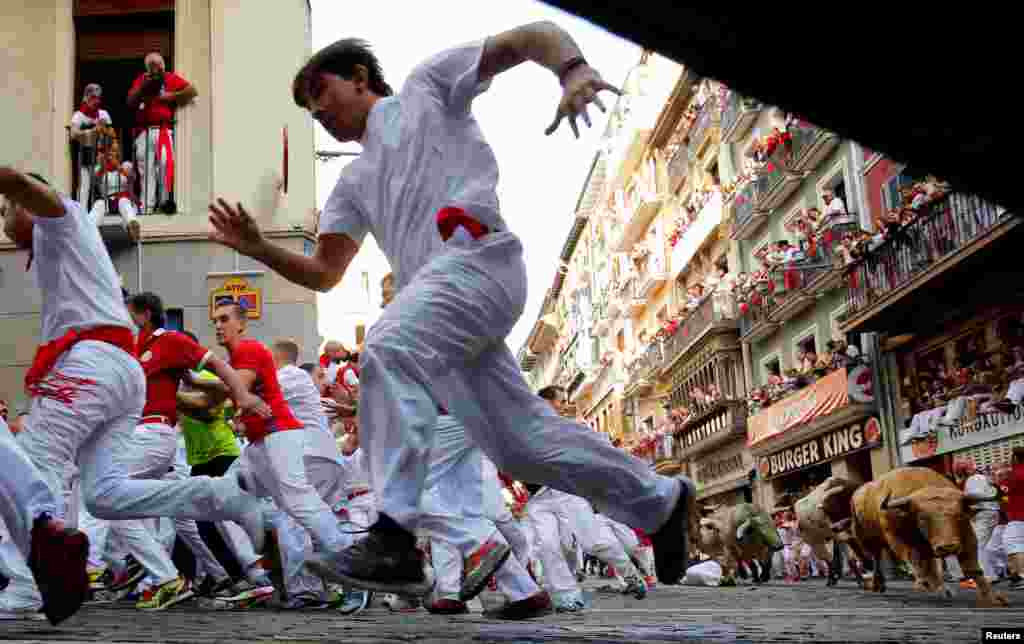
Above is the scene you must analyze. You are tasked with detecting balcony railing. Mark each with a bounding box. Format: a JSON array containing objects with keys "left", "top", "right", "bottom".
[
  {"left": 676, "top": 401, "right": 748, "bottom": 459},
  {"left": 786, "top": 120, "right": 840, "bottom": 174},
  {"left": 720, "top": 92, "right": 762, "bottom": 143},
  {"left": 662, "top": 295, "right": 740, "bottom": 370},
  {"left": 667, "top": 142, "right": 688, "bottom": 192},
  {"left": 627, "top": 340, "right": 664, "bottom": 388},
  {"left": 845, "top": 193, "right": 1007, "bottom": 319},
  {"left": 732, "top": 180, "right": 761, "bottom": 239},
  {"left": 688, "top": 96, "right": 720, "bottom": 160}
]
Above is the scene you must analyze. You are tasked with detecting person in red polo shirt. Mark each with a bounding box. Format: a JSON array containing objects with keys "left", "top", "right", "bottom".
[
  {"left": 204, "top": 302, "right": 351, "bottom": 570},
  {"left": 0, "top": 167, "right": 266, "bottom": 624},
  {"left": 106, "top": 292, "right": 268, "bottom": 610},
  {"left": 127, "top": 52, "right": 197, "bottom": 214}
]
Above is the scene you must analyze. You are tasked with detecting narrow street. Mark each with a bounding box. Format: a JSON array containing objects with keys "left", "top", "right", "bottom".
[{"left": 1, "top": 580, "right": 1019, "bottom": 643}]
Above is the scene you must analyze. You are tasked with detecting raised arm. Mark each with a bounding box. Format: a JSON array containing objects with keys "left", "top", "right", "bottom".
[
  {"left": 477, "top": 21, "right": 621, "bottom": 138},
  {"left": 208, "top": 199, "right": 359, "bottom": 293},
  {"left": 0, "top": 167, "right": 65, "bottom": 218}
]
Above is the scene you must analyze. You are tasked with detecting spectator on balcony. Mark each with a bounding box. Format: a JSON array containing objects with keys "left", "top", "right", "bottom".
[
  {"left": 684, "top": 284, "right": 704, "bottom": 312},
  {"left": 87, "top": 138, "right": 141, "bottom": 242},
  {"left": 71, "top": 83, "right": 114, "bottom": 207},
  {"left": 127, "top": 52, "right": 197, "bottom": 214},
  {"left": 821, "top": 189, "right": 849, "bottom": 225}
]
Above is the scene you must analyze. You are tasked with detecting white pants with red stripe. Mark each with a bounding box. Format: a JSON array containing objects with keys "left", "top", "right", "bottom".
[
  {"left": 0, "top": 421, "right": 50, "bottom": 606},
  {"left": 358, "top": 232, "right": 682, "bottom": 534},
  {"left": 14, "top": 341, "right": 265, "bottom": 549}
]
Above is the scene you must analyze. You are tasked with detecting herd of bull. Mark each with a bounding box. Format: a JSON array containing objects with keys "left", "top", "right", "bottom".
[{"left": 693, "top": 466, "right": 1010, "bottom": 607}]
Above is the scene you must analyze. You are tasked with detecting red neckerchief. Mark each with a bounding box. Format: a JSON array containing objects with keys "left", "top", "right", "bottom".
[{"left": 78, "top": 102, "right": 100, "bottom": 119}]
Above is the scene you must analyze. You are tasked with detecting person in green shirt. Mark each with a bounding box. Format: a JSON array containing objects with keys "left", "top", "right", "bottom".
[{"left": 176, "top": 332, "right": 263, "bottom": 597}]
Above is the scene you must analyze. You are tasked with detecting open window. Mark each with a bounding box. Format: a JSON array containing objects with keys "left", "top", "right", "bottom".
[
  {"left": 794, "top": 326, "right": 819, "bottom": 364},
  {"left": 74, "top": 2, "right": 175, "bottom": 215}
]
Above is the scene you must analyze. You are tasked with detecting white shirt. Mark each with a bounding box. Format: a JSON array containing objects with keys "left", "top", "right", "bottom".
[
  {"left": 71, "top": 109, "right": 112, "bottom": 144},
  {"left": 277, "top": 364, "right": 342, "bottom": 463},
  {"left": 964, "top": 473, "right": 1000, "bottom": 511},
  {"left": 824, "top": 197, "right": 847, "bottom": 217},
  {"left": 319, "top": 40, "right": 505, "bottom": 289},
  {"left": 34, "top": 197, "right": 133, "bottom": 342}
]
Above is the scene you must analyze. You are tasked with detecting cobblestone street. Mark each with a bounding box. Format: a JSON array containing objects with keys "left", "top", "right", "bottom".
[{"left": 2, "top": 580, "right": 1021, "bottom": 643}]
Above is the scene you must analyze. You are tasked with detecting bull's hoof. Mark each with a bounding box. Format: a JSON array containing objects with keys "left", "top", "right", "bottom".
[
  {"left": 940, "top": 587, "right": 953, "bottom": 600},
  {"left": 826, "top": 576, "right": 839, "bottom": 587},
  {"left": 978, "top": 592, "right": 1009, "bottom": 608},
  {"left": 913, "top": 580, "right": 930, "bottom": 593},
  {"left": 720, "top": 576, "right": 737, "bottom": 587}
]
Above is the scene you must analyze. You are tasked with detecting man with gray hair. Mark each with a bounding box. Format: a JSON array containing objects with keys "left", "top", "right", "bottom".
[
  {"left": 70, "top": 83, "right": 113, "bottom": 207},
  {"left": 127, "top": 52, "right": 197, "bottom": 214}
]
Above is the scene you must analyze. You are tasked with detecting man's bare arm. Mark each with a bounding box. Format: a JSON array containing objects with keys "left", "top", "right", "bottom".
[
  {"left": 0, "top": 168, "right": 65, "bottom": 218},
  {"left": 209, "top": 198, "right": 360, "bottom": 293},
  {"left": 168, "top": 83, "right": 198, "bottom": 106},
  {"left": 478, "top": 21, "right": 584, "bottom": 84},
  {"left": 251, "top": 233, "right": 358, "bottom": 293}
]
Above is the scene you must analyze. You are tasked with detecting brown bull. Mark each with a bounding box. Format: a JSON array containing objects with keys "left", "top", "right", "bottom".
[
  {"left": 849, "top": 466, "right": 1007, "bottom": 607},
  {"left": 795, "top": 476, "right": 862, "bottom": 586},
  {"left": 698, "top": 502, "right": 782, "bottom": 585}
]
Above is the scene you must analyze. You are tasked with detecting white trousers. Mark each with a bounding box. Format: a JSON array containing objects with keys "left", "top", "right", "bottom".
[
  {"left": 986, "top": 524, "right": 1009, "bottom": 576},
  {"left": 16, "top": 341, "right": 262, "bottom": 540},
  {"left": 89, "top": 197, "right": 139, "bottom": 232},
  {"left": 429, "top": 535, "right": 538, "bottom": 604},
  {"left": 359, "top": 232, "right": 679, "bottom": 533},
  {"left": 1005, "top": 521, "right": 1024, "bottom": 555},
  {"left": 0, "top": 429, "right": 46, "bottom": 607},
  {"left": 230, "top": 429, "right": 344, "bottom": 553},
  {"left": 972, "top": 510, "right": 999, "bottom": 578},
  {"left": 134, "top": 128, "right": 171, "bottom": 211}
]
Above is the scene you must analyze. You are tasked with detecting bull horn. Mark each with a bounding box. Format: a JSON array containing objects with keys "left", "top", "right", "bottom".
[
  {"left": 831, "top": 517, "right": 853, "bottom": 532},
  {"left": 881, "top": 492, "right": 911, "bottom": 511},
  {"left": 736, "top": 520, "right": 751, "bottom": 542}
]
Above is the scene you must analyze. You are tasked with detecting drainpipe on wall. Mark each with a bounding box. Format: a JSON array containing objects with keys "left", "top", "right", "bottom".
[{"left": 864, "top": 332, "right": 901, "bottom": 471}]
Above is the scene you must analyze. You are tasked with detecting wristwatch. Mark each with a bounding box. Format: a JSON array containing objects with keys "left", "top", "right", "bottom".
[{"left": 558, "top": 56, "right": 588, "bottom": 86}]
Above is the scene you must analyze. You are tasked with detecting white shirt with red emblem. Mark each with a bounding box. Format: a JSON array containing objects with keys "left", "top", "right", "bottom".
[{"left": 318, "top": 40, "right": 507, "bottom": 290}]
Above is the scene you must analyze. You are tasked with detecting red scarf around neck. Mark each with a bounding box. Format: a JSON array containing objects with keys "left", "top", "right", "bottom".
[{"left": 78, "top": 102, "right": 100, "bottom": 120}]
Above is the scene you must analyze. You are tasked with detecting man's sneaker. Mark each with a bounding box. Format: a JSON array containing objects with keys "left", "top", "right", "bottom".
[
  {"left": 644, "top": 575, "right": 657, "bottom": 589},
  {"left": 459, "top": 536, "right": 511, "bottom": 602},
  {"left": 484, "top": 591, "right": 553, "bottom": 620},
  {"left": 194, "top": 576, "right": 235, "bottom": 599},
  {"left": 280, "top": 592, "right": 330, "bottom": 611},
  {"left": 960, "top": 578, "right": 978, "bottom": 590},
  {"left": 87, "top": 567, "right": 108, "bottom": 591},
  {"left": 28, "top": 515, "right": 89, "bottom": 626},
  {"left": 332, "top": 589, "right": 372, "bottom": 615},
  {"left": 306, "top": 517, "right": 434, "bottom": 595},
  {"left": 1009, "top": 575, "right": 1024, "bottom": 591},
  {"left": 649, "top": 477, "right": 697, "bottom": 585},
  {"left": 576, "top": 571, "right": 586, "bottom": 584},
  {"left": 0, "top": 596, "right": 45, "bottom": 621},
  {"left": 135, "top": 577, "right": 194, "bottom": 611},
  {"left": 623, "top": 575, "right": 648, "bottom": 599},
  {"left": 108, "top": 557, "right": 146, "bottom": 592},
  {"left": 553, "top": 598, "right": 585, "bottom": 613},
  {"left": 382, "top": 593, "right": 421, "bottom": 612},
  {"left": 426, "top": 598, "right": 469, "bottom": 615}
]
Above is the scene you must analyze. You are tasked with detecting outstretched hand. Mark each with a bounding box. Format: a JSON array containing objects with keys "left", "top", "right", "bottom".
[
  {"left": 545, "top": 64, "right": 622, "bottom": 139},
  {"left": 209, "top": 198, "right": 265, "bottom": 257}
]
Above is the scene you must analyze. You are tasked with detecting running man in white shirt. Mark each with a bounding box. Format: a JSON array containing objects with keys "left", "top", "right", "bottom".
[
  {"left": 0, "top": 167, "right": 270, "bottom": 622},
  {"left": 207, "top": 24, "right": 697, "bottom": 594}
]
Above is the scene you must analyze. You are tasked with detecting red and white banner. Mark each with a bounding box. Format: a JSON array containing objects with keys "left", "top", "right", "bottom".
[{"left": 747, "top": 369, "right": 851, "bottom": 446}]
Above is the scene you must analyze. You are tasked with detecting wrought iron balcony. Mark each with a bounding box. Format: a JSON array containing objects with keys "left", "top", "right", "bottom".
[
  {"left": 786, "top": 120, "right": 841, "bottom": 174},
  {"left": 721, "top": 92, "right": 762, "bottom": 143},
  {"left": 845, "top": 193, "right": 1008, "bottom": 323},
  {"left": 661, "top": 295, "right": 740, "bottom": 370},
  {"left": 667, "top": 142, "right": 688, "bottom": 193},
  {"left": 626, "top": 340, "right": 663, "bottom": 392},
  {"left": 676, "top": 401, "right": 748, "bottom": 460},
  {"left": 750, "top": 152, "right": 802, "bottom": 212},
  {"left": 688, "top": 96, "right": 720, "bottom": 161},
  {"left": 739, "top": 279, "right": 782, "bottom": 343},
  {"left": 731, "top": 180, "right": 768, "bottom": 240}
]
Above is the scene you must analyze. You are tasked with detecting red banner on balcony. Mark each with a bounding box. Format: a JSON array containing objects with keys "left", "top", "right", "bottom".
[{"left": 747, "top": 369, "right": 849, "bottom": 446}]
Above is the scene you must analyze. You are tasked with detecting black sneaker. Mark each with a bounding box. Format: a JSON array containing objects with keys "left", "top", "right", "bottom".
[
  {"left": 1009, "top": 576, "right": 1024, "bottom": 591},
  {"left": 194, "top": 576, "right": 235, "bottom": 598},
  {"left": 306, "top": 516, "right": 434, "bottom": 595},
  {"left": 649, "top": 478, "right": 697, "bottom": 585}
]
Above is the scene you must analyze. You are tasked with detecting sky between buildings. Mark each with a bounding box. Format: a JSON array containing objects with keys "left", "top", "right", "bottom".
[{"left": 310, "top": 0, "right": 641, "bottom": 353}]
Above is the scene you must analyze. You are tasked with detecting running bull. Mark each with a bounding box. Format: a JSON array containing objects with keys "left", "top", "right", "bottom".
[
  {"left": 796, "top": 476, "right": 862, "bottom": 586},
  {"left": 698, "top": 502, "right": 782, "bottom": 585},
  {"left": 847, "top": 466, "right": 1008, "bottom": 607}
]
